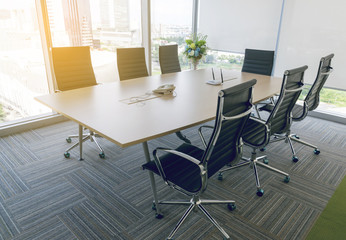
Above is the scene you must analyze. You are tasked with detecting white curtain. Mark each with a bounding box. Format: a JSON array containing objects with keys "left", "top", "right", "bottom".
[
  {"left": 274, "top": 0, "right": 346, "bottom": 90},
  {"left": 198, "top": 0, "right": 283, "bottom": 53}
]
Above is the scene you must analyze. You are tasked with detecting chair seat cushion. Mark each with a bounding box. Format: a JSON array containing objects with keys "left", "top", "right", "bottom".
[{"left": 142, "top": 143, "right": 204, "bottom": 193}]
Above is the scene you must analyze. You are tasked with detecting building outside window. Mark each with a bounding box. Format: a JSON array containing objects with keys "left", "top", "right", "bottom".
[
  {"left": 151, "top": 0, "right": 193, "bottom": 74},
  {"left": 47, "top": 0, "right": 142, "bottom": 83},
  {"left": 0, "top": 1, "right": 51, "bottom": 124}
]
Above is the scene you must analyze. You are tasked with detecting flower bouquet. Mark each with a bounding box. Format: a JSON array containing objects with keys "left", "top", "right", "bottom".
[{"left": 183, "top": 33, "right": 208, "bottom": 70}]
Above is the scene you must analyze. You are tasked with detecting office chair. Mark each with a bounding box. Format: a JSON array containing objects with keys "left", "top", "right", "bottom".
[
  {"left": 242, "top": 48, "right": 275, "bottom": 76},
  {"left": 51, "top": 46, "right": 105, "bottom": 159},
  {"left": 142, "top": 79, "right": 257, "bottom": 240},
  {"left": 159, "top": 44, "right": 191, "bottom": 144},
  {"left": 116, "top": 47, "right": 149, "bottom": 81},
  {"left": 260, "top": 54, "right": 334, "bottom": 162},
  {"left": 242, "top": 48, "right": 275, "bottom": 117},
  {"left": 159, "top": 44, "right": 181, "bottom": 74},
  {"left": 219, "top": 65, "right": 308, "bottom": 196}
]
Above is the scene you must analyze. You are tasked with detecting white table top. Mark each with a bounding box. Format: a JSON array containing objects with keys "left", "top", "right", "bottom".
[{"left": 36, "top": 69, "right": 282, "bottom": 147}]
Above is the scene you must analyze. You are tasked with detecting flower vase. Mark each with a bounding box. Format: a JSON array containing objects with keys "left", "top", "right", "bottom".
[{"left": 192, "top": 59, "right": 199, "bottom": 70}]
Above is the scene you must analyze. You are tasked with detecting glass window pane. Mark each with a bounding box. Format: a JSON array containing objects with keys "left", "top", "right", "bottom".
[
  {"left": 151, "top": 0, "right": 193, "bottom": 74},
  {"left": 0, "top": 1, "right": 51, "bottom": 124},
  {"left": 47, "top": 0, "right": 142, "bottom": 83}
]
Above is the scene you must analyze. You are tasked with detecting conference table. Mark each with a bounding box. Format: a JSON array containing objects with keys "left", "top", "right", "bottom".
[{"left": 35, "top": 68, "right": 282, "bottom": 215}]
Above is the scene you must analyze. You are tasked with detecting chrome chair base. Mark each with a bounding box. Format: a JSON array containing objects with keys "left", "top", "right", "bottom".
[
  {"left": 268, "top": 131, "right": 320, "bottom": 162},
  {"left": 219, "top": 149, "right": 290, "bottom": 196},
  {"left": 156, "top": 196, "right": 234, "bottom": 240},
  {"left": 65, "top": 130, "right": 105, "bottom": 159}
]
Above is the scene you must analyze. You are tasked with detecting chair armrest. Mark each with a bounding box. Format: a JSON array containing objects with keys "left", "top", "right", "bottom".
[
  {"left": 198, "top": 125, "right": 214, "bottom": 148},
  {"left": 242, "top": 116, "right": 270, "bottom": 148},
  {"left": 249, "top": 116, "right": 266, "bottom": 125},
  {"left": 153, "top": 147, "right": 205, "bottom": 183},
  {"left": 292, "top": 101, "right": 308, "bottom": 121}
]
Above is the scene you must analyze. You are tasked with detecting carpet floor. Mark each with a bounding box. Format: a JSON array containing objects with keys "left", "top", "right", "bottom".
[{"left": 0, "top": 116, "right": 345, "bottom": 239}]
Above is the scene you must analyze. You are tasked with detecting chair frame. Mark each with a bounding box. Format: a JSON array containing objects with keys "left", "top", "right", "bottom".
[
  {"left": 241, "top": 48, "right": 275, "bottom": 118},
  {"left": 51, "top": 46, "right": 105, "bottom": 159},
  {"left": 261, "top": 54, "right": 334, "bottom": 162},
  {"left": 219, "top": 66, "right": 307, "bottom": 196},
  {"left": 148, "top": 80, "right": 256, "bottom": 240},
  {"left": 159, "top": 44, "right": 191, "bottom": 144}
]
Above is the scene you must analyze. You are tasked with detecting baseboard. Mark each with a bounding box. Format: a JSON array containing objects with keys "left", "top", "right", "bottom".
[
  {"left": 308, "top": 110, "right": 346, "bottom": 125},
  {"left": 0, "top": 113, "right": 68, "bottom": 137}
]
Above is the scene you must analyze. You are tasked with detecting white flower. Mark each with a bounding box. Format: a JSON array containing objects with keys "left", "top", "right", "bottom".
[{"left": 188, "top": 50, "right": 195, "bottom": 56}]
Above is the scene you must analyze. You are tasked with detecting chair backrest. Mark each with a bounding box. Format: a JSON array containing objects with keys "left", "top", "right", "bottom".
[
  {"left": 202, "top": 79, "right": 257, "bottom": 178},
  {"left": 116, "top": 47, "right": 149, "bottom": 81},
  {"left": 159, "top": 44, "right": 181, "bottom": 74},
  {"left": 241, "top": 48, "right": 275, "bottom": 76},
  {"left": 305, "top": 54, "right": 334, "bottom": 112},
  {"left": 268, "top": 65, "right": 308, "bottom": 135},
  {"left": 51, "top": 46, "right": 97, "bottom": 91}
]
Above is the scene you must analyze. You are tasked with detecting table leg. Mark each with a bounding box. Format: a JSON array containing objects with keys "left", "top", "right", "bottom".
[
  {"left": 142, "top": 141, "right": 162, "bottom": 217},
  {"left": 79, "top": 124, "right": 84, "bottom": 161}
]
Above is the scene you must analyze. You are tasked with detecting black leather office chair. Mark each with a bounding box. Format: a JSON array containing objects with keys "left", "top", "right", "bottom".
[
  {"left": 159, "top": 44, "right": 181, "bottom": 74},
  {"left": 51, "top": 46, "right": 105, "bottom": 159},
  {"left": 116, "top": 47, "right": 149, "bottom": 81},
  {"left": 142, "top": 79, "right": 257, "bottom": 240},
  {"left": 159, "top": 44, "right": 191, "bottom": 144},
  {"left": 219, "top": 66, "right": 308, "bottom": 196},
  {"left": 242, "top": 48, "right": 275, "bottom": 76},
  {"left": 242, "top": 48, "right": 275, "bottom": 117},
  {"left": 260, "top": 54, "right": 334, "bottom": 162}
]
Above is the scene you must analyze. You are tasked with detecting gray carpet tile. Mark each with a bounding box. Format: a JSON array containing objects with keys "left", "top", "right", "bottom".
[
  {"left": 0, "top": 115, "right": 345, "bottom": 239},
  {"left": 11, "top": 217, "right": 75, "bottom": 240}
]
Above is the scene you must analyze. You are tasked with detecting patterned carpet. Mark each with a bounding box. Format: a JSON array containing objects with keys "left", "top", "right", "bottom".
[{"left": 0, "top": 115, "right": 345, "bottom": 240}]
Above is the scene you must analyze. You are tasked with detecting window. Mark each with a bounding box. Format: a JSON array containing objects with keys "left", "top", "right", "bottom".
[
  {"left": 299, "top": 86, "right": 346, "bottom": 117},
  {"left": 46, "top": 0, "right": 142, "bottom": 83},
  {"left": 151, "top": 0, "right": 193, "bottom": 74},
  {"left": 0, "top": 1, "right": 51, "bottom": 124}
]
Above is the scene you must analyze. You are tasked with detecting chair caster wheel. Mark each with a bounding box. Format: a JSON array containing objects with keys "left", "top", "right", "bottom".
[
  {"left": 99, "top": 152, "right": 105, "bottom": 158},
  {"left": 284, "top": 176, "right": 290, "bottom": 183},
  {"left": 227, "top": 203, "right": 236, "bottom": 211},
  {"left": 260, "top": 147, "right": 266, "bottom": 152},
  {"left": 263, "top": 158, "right": 269, "bottom": 164},
  {"left": 66, "top": 138, "right": 72, "bottom": 143},
  {"left": 155, "top": 213, "right": 164, "bottom": 219},
  {"left": 152, "top": 202, "right": 156, "bottom": 211},
  {"left": 314, "top": 149, "right": 320, "bottom": 155},
  {"left": 256, "top": 189, "right": 264, "bottom": 197},
  {"left": 292, "top": 156, "right": 299, "bottom": 162},
  {"left": 64, "top": 152, "right": 70, "bottom": 158},
  {"left": 294, "top": 135, "right": 300, "bottom": 139},
  {"left": 218, "top": 173, "right": 223, "bottom": 181}
]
